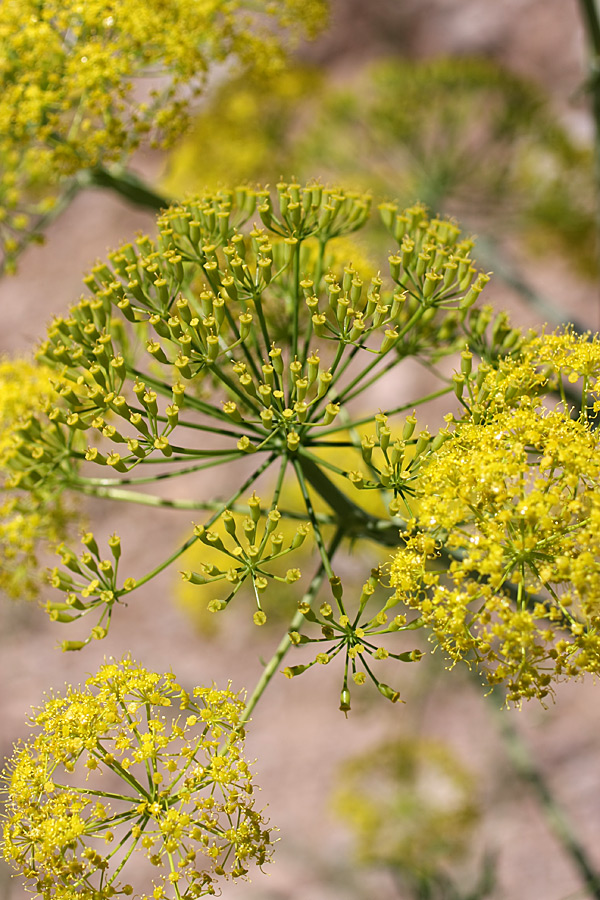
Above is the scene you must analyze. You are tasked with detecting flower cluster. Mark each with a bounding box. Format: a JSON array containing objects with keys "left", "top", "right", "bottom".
[
  {"left": 331, "top": 736, "right": 478, "bottom": 874},
  {"left": 0, "top": 357, "right": 72, "bottom": 600},
  {"left": 1, "top": 185, "right": 489, "bottom": 650},
  {"left": 47, "top": 531, "right": 134, "bottom": 650},
  {"left": 284, "top": 564, "right": 424, "bottom": 714},
  {"left": 2, "top": 658, "right": 272, "bottom": 899},
  {"left": 390, "top": 384, "right": 600, "bottom": 703},
  {"left": 0, "top": 0, "right": 326, "bottom": 270},
  {"left": 183, "top": 492, "right": 309, "bottom": 626}
]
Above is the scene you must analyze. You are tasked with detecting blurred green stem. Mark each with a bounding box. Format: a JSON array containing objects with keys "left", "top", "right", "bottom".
[
  {"left": 578, "top": 0, "right": 600, "bottom": 283},
  {"left": 487, "top": 691, "right": 600, "bottom": 899},
  {"left": 475, "top": 236, "right": 585, "bottom": 331},
  {"left": 80, "top": 164, "right": 171, "bottom": 210}
]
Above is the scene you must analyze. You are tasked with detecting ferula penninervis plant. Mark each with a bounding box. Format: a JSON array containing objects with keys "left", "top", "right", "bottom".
[{"left": 3, "top": 179, "right": 600, "bottom": 896}]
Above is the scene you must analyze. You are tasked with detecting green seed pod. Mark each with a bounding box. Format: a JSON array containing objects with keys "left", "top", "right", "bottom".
[
  {"left": 402, "top": 415, "right": 417, "bottom": 441},
  {"left": 453, "top": 372, "right": 466, "bottom": 398},
  {"left": 148, "top": 313, "right": 170, "bottom": 339},
  {"left": 269, "top": 345, "right": 283, "bottom": 376},
  {"left": 390, "top": 440, "right": 405, "bottom": 467},
  {"left": 146, "top": 341, "right": 170, "bottom": 365},
  {"left": 126, "top": 439, "right": 145, "bottom": 459},
  {"left": 348, "top": 470, "right": 364, "bottom": 488},
  {"left": 361, "top": 435, "right": 375, "bottom": 465},
  {"left": 283, "top": 665, "right": 309, "bottom": 679},
  {"left": 323, "top": 402, "right": 339, "bottom": 425},
  {"left": 260, "top": 408, "right": 274, "bottom": 428},
  {"left": 107, "top": 452, "right": 128, "bottom": 472},
  {"left": 85, "top": 447, "right": 107, "bottom": 465},
  {"left": 239, "top": 312, "right": 253, "bottom": 341},
  {"left": 389, "top": 254, "right": 402, "bottom": 282},
  {"left": 174, "top": 354, "right": 192, "bottom": 379},
  {"left": 414, "top": 430, "right": 431, "bottom": 458},
  {"left": 330, "top": 576, "right": 343, "bottom": 601},
  {"left": 142, "top": 391, "right": 158, "bottom": 417},
  {"left": 108, "top": 534, "right": 121, "bottom": 560},
  {"left": 237, "top": 436, "right": 257, "bottom": 454},
  {"left": 154, "top": 437, "right": 172, "bottom": 457},
  {"left": 377, "top": 682, "right": 401, "bottom": 703},
  {"left": 339, "top": 688, "right": 352, "bottom": 716},
  {"left": 316, "top": 371, "right": 332, "bottom": 399},
  {"left": 81, "top": 532, "right": 100, "bottom": 557},
  {"left": 380, "top": 328, "right": 399, "bottom": 354},
  {"left": 181, "top": 570, "right": 211, "bottom": 585},
  {"left": 291, "top": 524, "right": 310, "bottom": 549},
  {"left": 287, "top": 432, "right": 300, "bottom": 452},
  {"left": 223, "top": 401, "right": 242, "bottom": 422},
  {"left": 312, "top": 313, "right": 327, "bottom": 337}
]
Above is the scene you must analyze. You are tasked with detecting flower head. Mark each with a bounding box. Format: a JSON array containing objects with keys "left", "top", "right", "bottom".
[
  {"left": 390, "top": 400, "right": 600, "bottom": 703},
  {"left": 2, "top": 658, "right": 272, "bottom": 899}
]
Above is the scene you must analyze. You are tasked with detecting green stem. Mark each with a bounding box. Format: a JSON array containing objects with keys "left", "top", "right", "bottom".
[
  {"left": 240, "top": 527, "right": 345, "bottom": 725},
  {"left": 68, "top": 456, "right": 242, "bottom": 487},
  {"left": 0, "top": 178, "right": 82, "bottom": 276},
  {"left": 293, "top": 458, "right": 336, "bottom": 580},
  {"left": 291, "top": 240, "right": 301, "bottom": 372},
  {"left": 300, "top": 237, "right": 326, "bottom": 365},
  {"left": 252, "top": 290, "right": 274, "bottom": 363},
  {"left": 296, "top": 451, "right": 373, "bottom": 527},
  {"left": 72, "top": 483, "right": 238, "bottom": 510},
  {"left": 578, "top": 0, "right": 600, "bottom": 281},
  {"left": 81, "top": 164, "right": 171, "bottom": 210},
  {"left": 487, "top": 689, "right": 600, "bottom": 899}
]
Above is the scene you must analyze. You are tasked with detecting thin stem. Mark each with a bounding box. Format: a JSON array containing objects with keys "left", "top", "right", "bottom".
[
  {"left": 291, "top": 240, "right": 301, "bottom": 375},
  {"left": 81, "top": 164, "right": 170, "bottom": 210},
  {"left": 292, "top": 458, "right": 336, "bottom": 580},
  {"left": 0, "top": 178, "right": 82, "bottom": 276},
  {"left": 69, "top": 456, "right": 242, "bottom": 487},
  {"left": 240, "top": 526, "right": 345, "bottom": 725},
  {"left": 580, "top": 0, "right": 600, "bottom": 54},
  {"left": 72, "top": 483, "right": 239, "bottom": 510},
  {"left": 300, "top": 237, "right": 326, "bottom": 365},
  {"left": 252, "top": 290, "right": 274, "bottom": 363},
  {"left": 487, "top": 687, "right": 600, "bottom": 899},
  {"left": 153, "top": 412, "right": 252, "bottom": 440},
  {"left": 578, "top": 0, "right": 600, "bottom": 321}
]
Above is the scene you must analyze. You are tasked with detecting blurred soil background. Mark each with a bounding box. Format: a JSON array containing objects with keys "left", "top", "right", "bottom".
[{"left": 3, "top": 2, "right": 600, "bottom": 899}]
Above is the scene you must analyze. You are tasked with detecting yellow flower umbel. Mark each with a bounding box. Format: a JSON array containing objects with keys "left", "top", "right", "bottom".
[
  {"left": 2, "top": 658, "right": 272, "bottom": 899},
  {"left": 0, "top": 357, "right": 70, "bottom": 600},
  {"left": 390, "top": 398, "right": 600, "bottom": 704},
  {"left": 0, "top": 0, "right": 326, "bottom": 269}
]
